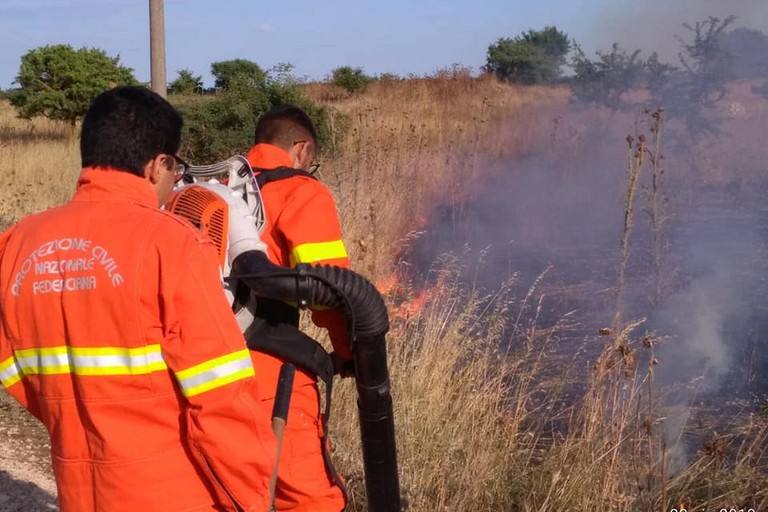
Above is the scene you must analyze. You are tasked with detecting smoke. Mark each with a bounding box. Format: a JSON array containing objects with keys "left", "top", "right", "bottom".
[
  {"left": 590, "top": 0, "right": 768, "bottom": 64},
  {"left": 652, "top": 268, "right": 735, "bottom": 471},
  {"left": 405, "top": 114, "right": 633, "bottom": 324},
  {"left": 404, "top": 96, "right": 768, "bottom": 473},
  {"left": 653, "top": 220, "right": 758, "bottom": 392},
  {"left": 645, "top": 194, "right": 767, "bottom": 467}
]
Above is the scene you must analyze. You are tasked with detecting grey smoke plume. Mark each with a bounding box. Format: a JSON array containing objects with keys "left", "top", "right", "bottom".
[
  {"left": 649, "top": 200, "right": 766, "bottom": 467},
  {"left": 406, "top": 101, "right": 768, "bottom": 468},
  {"left": 653, "top": 269, "right": 735, "bottom": 471},
  {"left": 590, "top": 0, "right": 768, "bottom": 63},
  {"left": 653, "top": 228, "right": 754, "bottom": 393}
]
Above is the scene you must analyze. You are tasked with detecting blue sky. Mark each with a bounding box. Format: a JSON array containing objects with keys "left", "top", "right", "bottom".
[{"left": 0, "top": 0, "right": 766, "bottom": 89}]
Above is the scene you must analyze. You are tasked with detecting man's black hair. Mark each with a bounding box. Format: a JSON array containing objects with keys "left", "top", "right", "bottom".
[
  {"left": 254, "top": 104, "right": 318, "bottom": 151},
  {"left": 80, "top": 86, "right": 183, "bottom": 177}
]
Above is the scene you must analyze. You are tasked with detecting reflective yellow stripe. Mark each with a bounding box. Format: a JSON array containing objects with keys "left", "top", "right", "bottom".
[
  {"left": 12, "top": 345, "right": 167, "bottom": 376},
  {"left": 289, "top": 240, "right": 348, "bottom": 266},
  {"left": 174, "top": 349, "right": 254, "bottom": 397},
  {"left": 0, "top": 356, "right": 23, "bottom": 388},
  {"left": 3, "top": 345, "right": 255, "bottom": 397}
]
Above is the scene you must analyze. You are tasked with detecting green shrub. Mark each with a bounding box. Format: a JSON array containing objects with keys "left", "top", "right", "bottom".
[
  {"left": 173, "top": 66, "right": 341, "bottom": 164},
  {"left": 168, "top": 69, "right": 203, "bottom": 95},
  {"left": 330, "top": 66, "right": 372, "bottom": 94}
]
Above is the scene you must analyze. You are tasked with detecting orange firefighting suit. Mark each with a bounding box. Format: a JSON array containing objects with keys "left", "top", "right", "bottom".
[
  {"left": 245, "top": 143, "right": 350, "bottom": 512},
  {"left": 0, "top": 168, "right": 276, "bottom": 511}
]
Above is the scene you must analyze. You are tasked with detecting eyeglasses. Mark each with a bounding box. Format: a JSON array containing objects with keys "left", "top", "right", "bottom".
[{"left": 172, "top": 154, "right": 190, "bottom": 183}]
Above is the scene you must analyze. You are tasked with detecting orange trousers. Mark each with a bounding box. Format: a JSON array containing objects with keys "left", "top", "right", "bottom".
[{"left": 253, "top": 352, "right": 346, "bottom": 512}]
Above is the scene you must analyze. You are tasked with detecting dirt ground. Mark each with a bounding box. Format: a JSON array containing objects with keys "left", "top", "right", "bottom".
[{"left": 0, "top": 393, "right": 58, "bottom": 511}]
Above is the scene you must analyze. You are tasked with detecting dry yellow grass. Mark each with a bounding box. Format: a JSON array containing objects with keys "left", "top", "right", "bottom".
[
  {"left": 0, "top": 102, "right": 80, "bottom": 229},
  {"left": 330, "top": 262, "right": 554, "bottom": 511}
]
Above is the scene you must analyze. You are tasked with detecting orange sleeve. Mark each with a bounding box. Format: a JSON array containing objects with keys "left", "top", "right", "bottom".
[
  {"left": 159, "top": 235, "right": 276, "bottom": 510},
  {"left": 0, "top": 224, "right": 42, "bottom": 419},
  {"left": 278, "top": 180, "right": 352, "bottom": 359}
]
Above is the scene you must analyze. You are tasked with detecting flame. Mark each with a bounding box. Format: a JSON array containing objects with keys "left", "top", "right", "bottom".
[
  {"left": 374, "top": 201, "right": 444, "bottom": 330},
  {"left": 375, "top": 273, "right": 400, "bottom": 296},
  {"left": 376, "top": 270, "right": 432, "bottom": 330},
  {"left": 397, "top": 290, "right": 428, "bottom": 318}
]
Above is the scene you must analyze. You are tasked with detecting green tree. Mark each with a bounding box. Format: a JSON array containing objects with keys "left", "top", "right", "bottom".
[
  {"left": 210, "top": 59, "right": 266, "bottom": 91},
  {"left": 10, "top": 44, "right": 136, "bottom": 125},
  {"left": 330, "top": 66, "right": 372, "bottom": 94},
  {"left": 168, "top": 68, "right": 203, "bottom": 95},
  {"left": 645, "top": 52, "right": 678, "bottom": 99},
  {"left": 664, "top": 15, "right": 737, "bottom": 139},
  {"left": 570, "top": 43, "right": 647, "bottom": 109},
  {"left": 485, "top": 26, "right": 570, "bottom": 84},
  {"left": 676, "top": 15, "right": 735, "bottom": 101}
]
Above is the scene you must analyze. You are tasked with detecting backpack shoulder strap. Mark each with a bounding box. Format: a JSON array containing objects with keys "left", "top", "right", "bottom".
[{"left": 253, "top": 167, "right": 317, "bottom": 189}]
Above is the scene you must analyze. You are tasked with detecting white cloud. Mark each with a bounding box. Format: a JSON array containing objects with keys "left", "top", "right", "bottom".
[{"left": 255, "top": 22, "right": 275, "bottom": 33}]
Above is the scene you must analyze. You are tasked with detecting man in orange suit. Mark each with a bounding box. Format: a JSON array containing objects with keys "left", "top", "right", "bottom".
[
  {"left": 0, "top": 86, "right": 276, "bottom": 511},
  {"left": 245, "top": 104, "right": 351, "bottom": 511}
]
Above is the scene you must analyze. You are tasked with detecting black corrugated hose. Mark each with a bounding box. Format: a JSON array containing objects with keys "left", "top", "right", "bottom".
[{"left": 229, "top": 250, "right": 402, "bottom": 512}]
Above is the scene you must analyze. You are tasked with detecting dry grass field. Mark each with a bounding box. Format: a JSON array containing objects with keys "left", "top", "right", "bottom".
[{"left": 2, "top": 74, "right": 768, "bottom": 512}]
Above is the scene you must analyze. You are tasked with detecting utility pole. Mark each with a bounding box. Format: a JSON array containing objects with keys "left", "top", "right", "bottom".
[{"left": 149, "top": 0, "right": 167, "bottom": 98}]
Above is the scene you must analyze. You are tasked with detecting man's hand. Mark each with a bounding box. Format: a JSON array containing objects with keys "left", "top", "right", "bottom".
[{"left": 331, "top": 352, "right": 355, "bottom": 378}]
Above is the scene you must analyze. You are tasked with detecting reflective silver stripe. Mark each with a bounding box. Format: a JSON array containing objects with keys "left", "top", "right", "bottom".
[
  {"left": 16, "top": 348, "right": 70, "bottom": 374},
  {"left": 69, "top": 350, "right": 167, "bottom": 375},
  {"left": 175, "top": 349, "right": 254, "bottom": 397},
  {"left": 0, "top": 356, "right": 23, "bottom": 388},
  {"left": 12, "top": 345, "right": 168, "bottom": 376}
]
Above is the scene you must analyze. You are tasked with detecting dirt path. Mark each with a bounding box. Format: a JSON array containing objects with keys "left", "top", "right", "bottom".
[{"left": 0, "top": 393, "right": 58, "bottom": 512}]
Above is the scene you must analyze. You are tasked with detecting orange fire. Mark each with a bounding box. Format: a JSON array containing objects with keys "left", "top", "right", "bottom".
[
  {"left": 397, "top": 289, "right": 428, "bottom": 318},
  {"left": 376, "top": 270, "right": 432, "bottom": 331},
  {"left": 374, "top": 206, "right": 443, "bottom": 330},
  {"left": 375, "top": 273, "right": 400, "bottom": 296}
]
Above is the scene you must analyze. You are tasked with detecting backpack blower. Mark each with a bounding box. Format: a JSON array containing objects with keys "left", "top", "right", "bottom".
[{"left": 164, "top": 156, "right": 402, "bottom": 512}]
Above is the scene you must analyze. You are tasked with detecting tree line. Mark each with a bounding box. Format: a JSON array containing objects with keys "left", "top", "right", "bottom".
[
  {"left": 2, "top": 44, "right": 379, "bottom": 126},
  {"left": 489, "top": 16, "right": 768, "bottom": 140},
  {"left": 485, "top": 16, "right": 768, "bottom": 135},
  {"left": 3, "top": 14, "right": 767, "bottom": 159}
]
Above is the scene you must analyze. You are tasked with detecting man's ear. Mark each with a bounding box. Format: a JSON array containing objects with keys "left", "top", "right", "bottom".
[
  {"left": 297, "top": 141, "right": 314, "bottom": 168},
  {"left": 143, "top": 154, "right": 166, "bottom": 184},
  {"left": 287, "top": 142, "right": 304, "bottom": 169}
]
